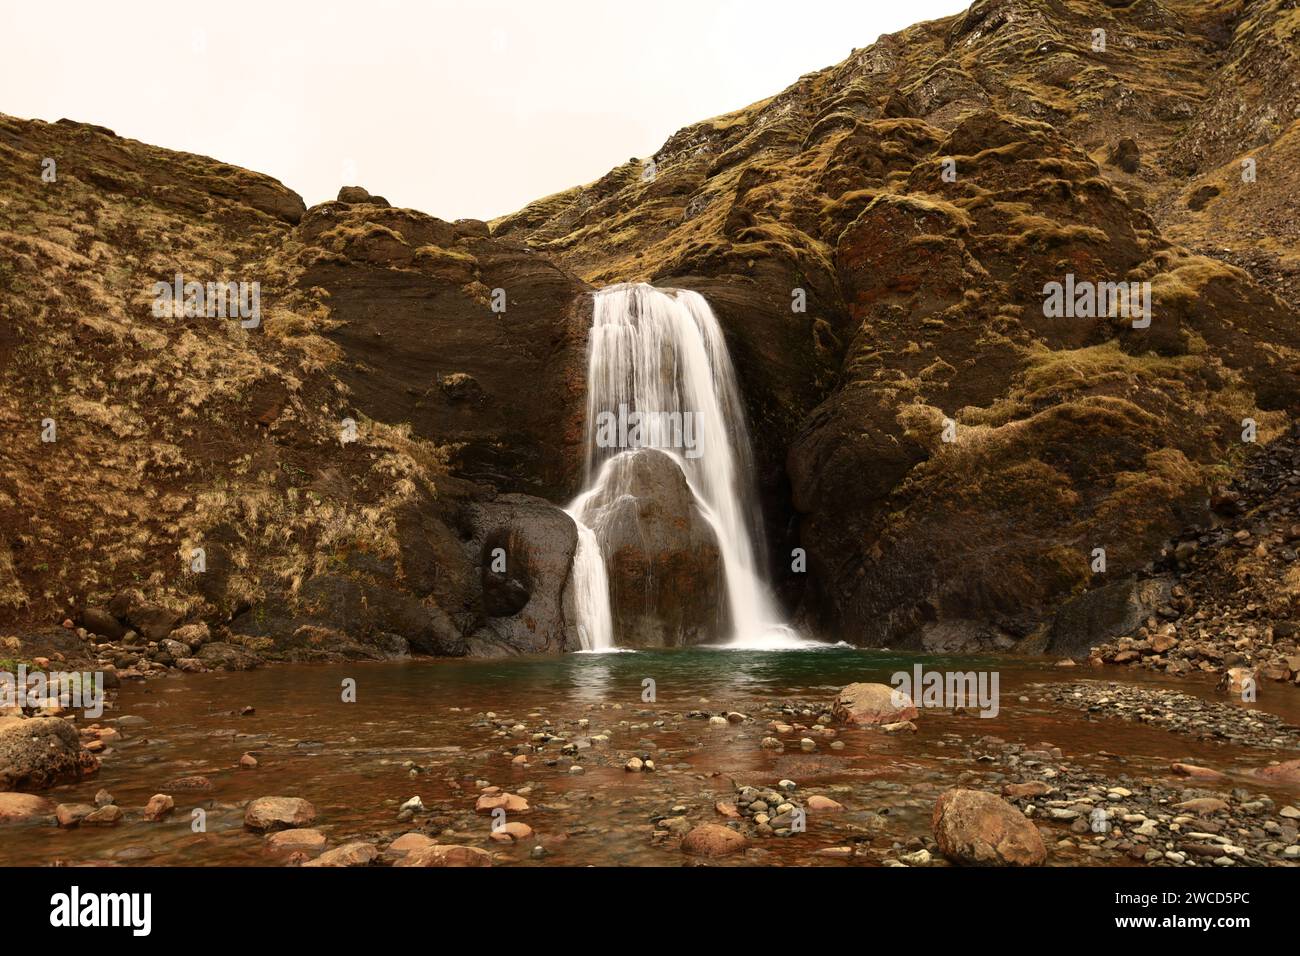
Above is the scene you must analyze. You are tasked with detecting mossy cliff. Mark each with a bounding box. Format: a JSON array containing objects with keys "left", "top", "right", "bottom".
[
  {"left": 4, "top": 0, "right": 1300, "bottom": 657},
  {"left": 0, "top": 119, "right": 589, "bottom": 661},
  {"left": 494, "top": 0, "right": 1300, "bottom": 650}
]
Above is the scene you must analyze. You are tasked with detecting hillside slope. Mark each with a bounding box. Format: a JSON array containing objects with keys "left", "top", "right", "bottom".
[{"left": 0, "top": 116, "right": 590, "bottom": 663}]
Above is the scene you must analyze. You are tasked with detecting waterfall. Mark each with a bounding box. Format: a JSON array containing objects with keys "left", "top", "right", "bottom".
[
  {"left": 566, "top": 282, "right": 804, "bottom": 649},
  {"left": 566, "top": 520, "right": 614, "bottom": 650}
]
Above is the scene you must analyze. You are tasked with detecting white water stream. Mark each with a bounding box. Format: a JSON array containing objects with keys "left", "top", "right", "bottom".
[{"left": 565, "top": 283, "right": 807, "bottom": 650}]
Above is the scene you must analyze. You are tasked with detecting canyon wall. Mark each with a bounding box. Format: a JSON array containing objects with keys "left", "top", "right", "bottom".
[{"left": 3, "top": 0, "right": 1300, "bottom": 658}]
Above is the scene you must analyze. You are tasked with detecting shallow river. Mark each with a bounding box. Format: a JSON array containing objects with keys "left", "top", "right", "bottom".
[{"left": 5, "top": 648, "right": 1298, "bottom": 867}]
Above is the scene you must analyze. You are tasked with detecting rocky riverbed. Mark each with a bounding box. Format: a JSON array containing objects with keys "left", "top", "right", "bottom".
[{"left": 2, "top": 648, "right": 1298, "bottom": 868}]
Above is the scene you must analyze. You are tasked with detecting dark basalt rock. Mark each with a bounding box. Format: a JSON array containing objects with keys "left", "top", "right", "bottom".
[
  {"left": 337, "top": 185, "right": 391, "bottom": 207},
  {"left": 581, "top": 449, "right": 725, "bottom": 648},
  {"left": 297, "top": 202, "right": 590, "bottom": 501},
  {"left": 1043, "top": 576, "right": 1173, "bottom": 658},
  {"left": 462, "top": 494, "right": 581, "bottom": 656},
  {"left": 1108, "top": 138, "right": 1141, "bottom": 174}
]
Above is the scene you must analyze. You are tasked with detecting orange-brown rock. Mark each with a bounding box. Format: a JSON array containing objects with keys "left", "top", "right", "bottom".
[
  {"left": 932, "top": 788, "right": 1047, "bottom": 867},
  {"left": 681, "top": 823, "right": 747, "bottom": 858},
  {"left": 832, "top": 683, "right": 918, "bottom": 726}
]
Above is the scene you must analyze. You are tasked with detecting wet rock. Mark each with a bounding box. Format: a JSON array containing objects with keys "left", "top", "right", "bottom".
[
  {"left": 806, "top": 795, "right": 844, "bottom": 812},
  {"left": 881, "top": 720, "right": 917, "bottom": 734},
  {"left": 932, "top": 788, "right": 1047, "bottom": 866},
  {"left": 1171, "top": 763, "right": 1227, "bottom": 782},
  {"left": 475, "top": 792, "right": 528, "bottom": 813},
  {"left": 0, "top": 716, "right": 95, "bottom": 791},
  {"left": 396, "top": 844, "right": 492, "bottom": 867},
  {"left": 83, "top": 804, "right": 123, "bottom": 826},
  {"left": 832, "top": 683, "right": 918, "bottom": 726},
  {"left": 165, "top": 775, "right": 214, "bottom": 791},
  {"left": 1252, "top": 759, "right": 1300, "bottom": 787},
  {"left": 266, "top": 828, "right": 327, "bottom": 852},
  {"left": 490, "top": 821, "right": 533, "bottom": 842},
  {"left": 55, "top": 803, "right": 95, "bottom": 828},
  {"left": 714, "top": 801, "right": 741, "bottom": 819},
  {"left": 463, "top": 495, "right": 582, "bottom": 655},
  {"left": 196, "top": 643, "right": 262, "bottom": 671},
  {"left": 385, "top": 832, "right": 436, "bottom": 859},
  {"left": 303, "top": 841, "right": 378, "bottom": 867},
  {"left": 244, "top": 796, "right": 318, "bottom": 831},
  {"left": 0, "top": 792, "right": 54, "bottom": 823},
  {"left": 681, "top": 823, "right": 747, "bottom": 858},
  {"left": 575, "top": 449, "right": 725, "bottom": 647},
  {"left": 144, "top": 794, "right": 174, "bottom": 821}
]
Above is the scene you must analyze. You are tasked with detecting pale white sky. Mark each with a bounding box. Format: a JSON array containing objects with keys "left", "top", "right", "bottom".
[{"left": 0, "top": 0, "right": 967, "bottom": 221}]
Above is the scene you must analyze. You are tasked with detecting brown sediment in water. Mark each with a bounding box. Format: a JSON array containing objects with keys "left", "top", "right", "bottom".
[{"left": 3, "top": 651, "right": 1298, "bottom": 867}]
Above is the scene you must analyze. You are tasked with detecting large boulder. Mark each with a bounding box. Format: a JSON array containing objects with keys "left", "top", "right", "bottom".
[
  {"left": 79, "top": 606, "right": 125, "bottom": 640},
  {"left": 832, "top": 682, "right": 919, "bottom": 726},
  {"left": 0, "top": 716, "right": 97, "bottom": 791},
  {"left": 576, "top": 449, "right": 725, "bottom": 647},
  {"left": 463, "top": 495, "right": 581, "bottom": 655},
  {"left": 243, "top": 796, "right": 317, "bottom": 832},
  {"left": 108, "top": 591, "right": 181, "bottom": 641},
  {"left": 932, "top": 788, "right": 1047, "bottom": 866},
  {"left": 196, "top": 643, "right": 262, "bottom": 671},
  {"left": 681, "top": 823, "right": 748, "bottom": 858},
  {"left": 1043, "top": 576, "right": 1173, "bottom": 657}
]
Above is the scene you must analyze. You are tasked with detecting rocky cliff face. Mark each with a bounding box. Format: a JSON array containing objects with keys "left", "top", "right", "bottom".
[
  {"left": 3, "top": 0, "right": 1299, "bottom": 660},
  {"left": 0, "top": 116, "right": 589, "bottom": 662},
  {"left": 495, "top": 0, "right": 1300, "bottom": 652}
]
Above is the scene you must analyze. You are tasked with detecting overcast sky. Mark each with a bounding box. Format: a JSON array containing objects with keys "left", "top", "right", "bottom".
[{"left": 1, "top": 0, "right": 968, "bottom": 221}]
